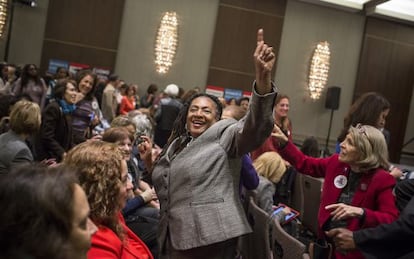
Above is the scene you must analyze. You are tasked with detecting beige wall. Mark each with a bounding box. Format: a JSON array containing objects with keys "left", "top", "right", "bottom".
[
  {"left": 2, "top": 0, "right": 413, "bottom": 159},
  {"left": 0, "top": 0, "right": 49, "bottom": 66},
  {"left": 275, "top": 0, "right": 365, "bottom": 150},
  {"left": 115, "top": 0, "right": 219, "bottom": 95}
]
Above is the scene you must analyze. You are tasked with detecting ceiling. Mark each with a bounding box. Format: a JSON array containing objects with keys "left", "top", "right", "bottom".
[{"left": 299, "top": 0, "right": 414, "bottom": 25}]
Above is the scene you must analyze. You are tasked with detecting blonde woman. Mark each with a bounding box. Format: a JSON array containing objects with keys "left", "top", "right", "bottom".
[
  {"left": 0, "top": 100, "right": 41, "bottom": 173},
  {"left": 253, "top": 151, "right": 286, "bottom": 214},
  {"left": 273, "top": 124, "right": 399, "bottom": 259}
]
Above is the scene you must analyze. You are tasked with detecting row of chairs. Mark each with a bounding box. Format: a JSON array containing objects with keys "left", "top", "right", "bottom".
[
  {"left": 290, "top": 174, "right": 324, "bottom": 237},
  {"left": 240, "top": 193, "right": 309, "bottom": 259},
  {"left": 239, "top": 173, "right": 325, "bottom": 259}
]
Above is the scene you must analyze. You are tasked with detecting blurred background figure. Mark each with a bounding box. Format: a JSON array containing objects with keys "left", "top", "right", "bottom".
[
  {"left": 251, "top": 93, "right": 292, "bottom": 161},
  {"left": 12, "top": 64, "right": 47, "bottom": 110},
  {"left": 35, "top": 79, "right": 77, "bottom": 162},
  {"left": 154, "top": 84, "right": 183, "bottom": 148},
  {"left": 337, "top": 92, "right": 390, "bottom": 151},
  {"left": 45, "top": 66, "right": 69, "bottom": 105},
  {"left": 101, "top": 74, "right": 120, "bottom": 123},
  {"left": 237, "top": 97, "right": 250, "bottom": 111},
  {"left": 119, "top": 84, "right": 138, "bottom": 115},
  {"left": 140, "top": 83, "right": 158, "bottom": 109},
  {"left": 218, "top": 96, "right": 227, "bottom": 108},
  {"left": 0, "top": 100, "right": 41, "bottom": 174},
  {"left": 0, "top": 64, "right": 18, "bottom": 95},
  {"left": 227, "top": 97, "right": 237, "bottom": 106},
  {"left": 301, "top": 136, "right": 320, "bottom": 158},
  {"left": 0, "top": 164, "right": 97, "bottom": 259},
  {"left": 72, "top": 70, "right": 107, "bottom": 143}
]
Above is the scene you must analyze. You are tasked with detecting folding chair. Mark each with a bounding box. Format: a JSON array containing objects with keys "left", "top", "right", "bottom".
[
  {"left": 271, "top": 216, "right": 310, "bottom": 259},
  {"left": 239, "top": 196, "right": 272, "bottom": 259},
  {"left": 289, "top": 173, "right": 304, "bottom": 221},
  {"left": 301, "top": 175, "right": 324, "bottom": 236}
]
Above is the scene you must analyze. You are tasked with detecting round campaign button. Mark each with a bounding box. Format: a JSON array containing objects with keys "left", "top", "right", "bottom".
[{"left": 334, "top": 175, "right": 347, "bottom": 189}]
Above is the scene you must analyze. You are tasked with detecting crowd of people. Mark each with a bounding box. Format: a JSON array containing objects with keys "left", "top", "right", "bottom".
[{"left": 0, "top": 28, "right": 413, "bottom": 259}]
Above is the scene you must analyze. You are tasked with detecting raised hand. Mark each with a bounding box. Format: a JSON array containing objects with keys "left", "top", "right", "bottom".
[
  {"left": 271, "top": 123, "right": 288, "bottom": 143},
  {"left": 254, "top": 29, "right": 276, "bottom": 94}
]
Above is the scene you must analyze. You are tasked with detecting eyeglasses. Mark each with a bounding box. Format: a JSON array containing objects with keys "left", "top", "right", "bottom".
[
  {"left": 355, "top": 123, "right": 367, "bottom": 137},
  {"left": 355, "top": 123, "right": 374, "bottom": 149}
]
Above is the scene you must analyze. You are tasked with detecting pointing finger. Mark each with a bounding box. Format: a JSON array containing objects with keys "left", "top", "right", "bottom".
[{"left": 257, "top": 28, "right": 264, "bottom": 44}]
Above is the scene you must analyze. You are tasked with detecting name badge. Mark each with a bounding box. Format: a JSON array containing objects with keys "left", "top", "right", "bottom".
[{"left": 334, "top": 175, "right": 347, "bottom": 189}]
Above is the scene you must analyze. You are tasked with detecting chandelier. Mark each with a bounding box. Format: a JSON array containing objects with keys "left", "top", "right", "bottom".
[
  {"left": 154, "top": 12, "right": 179, "bottom": 74},
  {"left": 308, "top": 41, "right": 330, "bottom": 100}
]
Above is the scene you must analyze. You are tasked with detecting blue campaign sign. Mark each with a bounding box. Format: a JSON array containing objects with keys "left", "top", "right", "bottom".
[
  {"left": 48, "top": 59, "right": 69, "bottom": 74},
  {"left": 224, "top": 88, "right": 243, "bottom": 101}
]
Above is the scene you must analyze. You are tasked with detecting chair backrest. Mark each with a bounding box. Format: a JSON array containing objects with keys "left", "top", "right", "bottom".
[
  {"left": 244, "top": 189, "right": 258, "bottom": 211},
  {"left": 240, "top": 196, "right": 273, "bottom": 259},
  {"left": 271, "top": 216, "right": 309, "bottom": 259},
  {"left": 301, "top": 175, "right": 324, "bottom": 236},
  {"left": 289, "top": 173, "right": 304, "bottom": 221}
]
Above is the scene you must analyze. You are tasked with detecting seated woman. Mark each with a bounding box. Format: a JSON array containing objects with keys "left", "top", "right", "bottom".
[
  {"left": 35, "top": 79, "right": 77, "bottom": 162},
  {"left": 336, "top": 92, "right": 402, "bottom": 178},
  {"left": 102, "top": 127, "right": 159, "bottom": 258},
  {"left": 110, "top": 115, "right": 160, "bottom": 209},
  {"left": 0, "top": 100, "right": 41, "bottom": 174},
  {"left": 0, "top": 164, "right": 97, "bottom": 258},
  {"left": 252, "top": 151, "right": 286, "bottom": 214},
  {"left": 273, "top": 124, "right": 399, "bottom": 259},
  {"left": 63, "top": 141, "right": 153, "bottom": 259}
]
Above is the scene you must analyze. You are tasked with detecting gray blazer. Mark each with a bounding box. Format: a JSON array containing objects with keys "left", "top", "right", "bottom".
[
  {"left": 256, "top": 176, "right": 276, "bottom": 214},
  {"left": 0, "top": 131, "right": 33, "bottom": 174},
  {"left": 152, "top": 86, "right": 277, "bottom": 250}
]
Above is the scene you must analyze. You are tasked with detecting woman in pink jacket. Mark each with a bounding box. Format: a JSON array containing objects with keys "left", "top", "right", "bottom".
[{"left": 274, "top": 124, "right": 399, "bottom": 259}]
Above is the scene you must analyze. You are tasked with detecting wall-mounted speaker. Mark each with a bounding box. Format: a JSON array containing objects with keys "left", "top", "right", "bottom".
[{"left": 325, "top": 86, "right": 341, "bottom": 110}]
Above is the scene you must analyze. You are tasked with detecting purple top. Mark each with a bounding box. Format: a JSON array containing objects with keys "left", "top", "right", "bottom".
[{"left": 240, "top": 154, "right": 259, "bottom": 190}]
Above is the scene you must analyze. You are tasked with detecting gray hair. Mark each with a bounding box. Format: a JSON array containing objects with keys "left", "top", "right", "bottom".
[
  {"left": 128, "top": 112, "right": 154, "bottom": 140},
  {"left": 349, "top": 124, "right": 390, "bottom": 171}
]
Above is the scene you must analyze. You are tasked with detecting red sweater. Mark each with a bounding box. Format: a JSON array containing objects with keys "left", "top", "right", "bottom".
[
  {"left": 88, "top": 213, "right": 153, "bottom": 259},
  {"left": 119, "top": 96, "right": 136, "bottom": 115},
  {"left": 251, "top": 124, "right": 292, "bottom": 161}
]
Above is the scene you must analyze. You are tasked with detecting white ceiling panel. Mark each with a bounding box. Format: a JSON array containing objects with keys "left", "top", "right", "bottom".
[
  {"left": 299, "top": 0, "right": 414, "bottom": 25},
  {"left": 374, "top": 0, "right": 414, "bottom": 23}
]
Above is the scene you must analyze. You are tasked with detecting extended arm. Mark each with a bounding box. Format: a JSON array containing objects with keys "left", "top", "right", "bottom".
[{"left": 327, "top": 196, "right": 414, "bottom": 259}]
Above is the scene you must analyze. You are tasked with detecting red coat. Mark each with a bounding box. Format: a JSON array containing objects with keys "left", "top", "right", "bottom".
[
  {"left": 88, "top": 213, "right": 153, "bottom": 259},
  {"left": 279, "top": 142, "right": 399, "bottom": 259},
  {"left": 251, "top": 123, "right": 292, "bottom": 161},
  {"left": 119, "top": 96, "right": 136, "bottom": 115}
]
